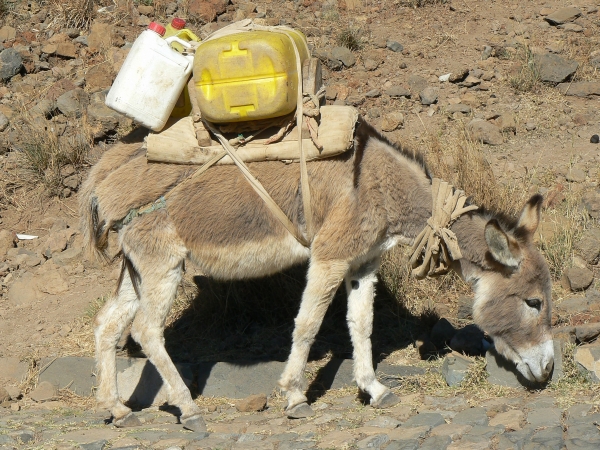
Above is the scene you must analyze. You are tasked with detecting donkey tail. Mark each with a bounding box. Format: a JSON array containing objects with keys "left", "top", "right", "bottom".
[{"left": 79, "top": 176, "right": 111, "bottom": 262}]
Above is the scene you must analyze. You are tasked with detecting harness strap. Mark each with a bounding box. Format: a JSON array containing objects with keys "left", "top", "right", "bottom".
[
  {"left": 409, "top": 178, "right": 479, "bottom": 279},
  {"left": 201, "top": 119, "right": 310, "bottom": 247}
]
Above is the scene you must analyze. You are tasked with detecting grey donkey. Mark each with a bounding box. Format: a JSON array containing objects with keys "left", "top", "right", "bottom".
[{"left": 80, "top": 120, "right": 553, "bottom": 431}]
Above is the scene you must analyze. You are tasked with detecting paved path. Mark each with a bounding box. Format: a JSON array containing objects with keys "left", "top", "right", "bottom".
[{"left": 1, "top": 390, "right": 600, "bottom": 449}]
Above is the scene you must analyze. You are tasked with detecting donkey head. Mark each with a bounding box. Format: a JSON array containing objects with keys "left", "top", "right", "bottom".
[{"left": 466, "top": 195, "right": 554, "bottom": 383}]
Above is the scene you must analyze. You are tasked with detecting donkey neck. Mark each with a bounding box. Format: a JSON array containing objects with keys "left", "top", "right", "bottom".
[
  {"left": 449, "top": 212, "right": 494, "bottom": 282},
  {"left": 358, "top": 137, "right": 433, "bottom": 241}
]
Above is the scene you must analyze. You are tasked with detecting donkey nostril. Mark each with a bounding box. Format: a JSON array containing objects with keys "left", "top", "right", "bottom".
[{"left": 543, "top": 360, "right": 554, "bottom": 378}]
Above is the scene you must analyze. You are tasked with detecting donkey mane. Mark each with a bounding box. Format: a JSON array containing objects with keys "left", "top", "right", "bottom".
[{"left": 353, "top": 119, "right": 431, "bottom": 188}]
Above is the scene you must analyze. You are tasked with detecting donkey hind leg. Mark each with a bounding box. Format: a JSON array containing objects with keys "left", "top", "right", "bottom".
[
  {"left": 128, "top": 256, "right": 206, "bottom": 433},
  {"left": 278, "top": 260, "right": 349, "bottom": 419},
  {"left": 94, "top": 268, "right": 140, "bottom": 426},
  {"left": 345, "top": 260, "right": 399, "bottom": 409}
]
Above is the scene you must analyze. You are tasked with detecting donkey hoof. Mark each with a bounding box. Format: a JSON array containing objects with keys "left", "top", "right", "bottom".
[
  {"left": 372, "top": 391, "right": 399, "bottom": 409},
  {"left": 113, "top": 412, "right": 142, "bottom": 428},
  {"left": 182, "top": 415, "right": 207, "bottom": 433},
  {"left": 286, "top": 402, "right": 315, "bottom": 419}
]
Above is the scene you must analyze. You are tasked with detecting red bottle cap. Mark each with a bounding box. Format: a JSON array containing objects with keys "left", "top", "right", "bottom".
[
  {"left": 148, "top": 22, "right": 166, "bottom": 36},
  {"left": 171, "top": 18, "right": 186, "bottom": 30}
]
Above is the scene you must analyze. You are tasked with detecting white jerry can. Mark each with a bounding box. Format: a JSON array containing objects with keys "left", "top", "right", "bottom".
[{"left": 105, "top": 22, "right": 193, "bottom": 132}]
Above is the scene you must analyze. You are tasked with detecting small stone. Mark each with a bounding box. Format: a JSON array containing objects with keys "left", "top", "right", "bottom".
[
  {"left": 558, "top": 82, "right": 600, "bottom": 97},
  {"left": 457, "top": 297, "right": 474, "bottom": 319},
  {"left": 467, "top": 119, "right": 504, "bottom": 145},
  {"left": 357, "top": 434, "right": 389, "bottom": 449},
  {"left": 419, "top": 87, "right": 438, "bottom": 105},
  {"left": 0, "top": 48, "right": 23, "bottom": 81},
  {"left": 386, "top": 41, "right": 403, "bottom": 52},
  {"left": 0, "top": 25, "right": 16, "bottom": 42},
  {"left": 453, "top": 407, "right": 489, "bottom": 426},
  {"left": 385, "top": 86, "right": 411, "bottom": 98},
  {"left": 381, "top": 112, "right": 404, "bottom": 132},
  {"left": 488, "top": 410, "right": 524, "bottom": 430},
  {"left": 0, "top": 386, "right": 9, "bottom": 402},
  {"left": 364, "top": 59, "right": 379, "bottom": 71},
  {"left": 576, "top": 228, "right": 600, "bottom": 264},
  {"left": 575, "top": 323, "right": 600, "bottom": 343},
  {"left": 575, "top": 344, "right": 600, "bottom": 382},
  {"left": 591, "top": 135, "right": 599, "bottom": 144},
  {"left": 566, "top": 167, "right": 587, "bottom": 183},
  {"left": 461, "top": 75, "right": 481, "bottom": 87},
  {"left": 544, "top": 7, "right": 582, "bottom": 25},
  {"left": 446, "top": 104, "right": 472, "bottom": 115},
  {"left": 365, "top": 89, "right": 381, "bottom": 98},
  {"left": 441, "top": 352, "right": 474, "bottom": 386},
  {"left": 562, "top": 267, "right": 594, "bottom": 291},
  {"left": 408, "top": 74, "right": 429, "bottom": 93},
  {"left": 527, "top": 408, "right": 562, "bottom": 427},
  {"left": 330, "top": 46, "right": 355, "bottom": 68},
  {"left": 582, "top": 190, "right": 600, "bottom": 219},
  {"left": 364, "top": 416, "right": 401, "bottom": 428},
  {"left": 30, "top": 381, "right": 57, "bottom": 402},
  {"left": 235, "top": 393, "right": 267, "bottom": 412},
  {"left": 402, "top": 412, "right": 446, "bottom": 429},
  {"left": 534, "top": 53, "right": 578, "bottom": 83},
  {"left": 525, "top": 122, "right": 537, "bottom": 131}
]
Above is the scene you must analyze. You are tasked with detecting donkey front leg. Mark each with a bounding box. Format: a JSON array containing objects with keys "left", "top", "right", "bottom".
[
  {"left": 345, "top": 260, "right": 399, "bottom": 409},
  {"left": 279, "top": 260, "right": 349, "bottom": 418}
]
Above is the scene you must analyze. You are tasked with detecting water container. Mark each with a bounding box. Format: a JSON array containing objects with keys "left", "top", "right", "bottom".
[
  {"left": 163, "top": 18, "right": 201, "bottom": 118},
  {"left": 164, "top": 18, "right": 200, "bottom": 53},
  {"left": 105, "top": 22, "right": 193, "bottom": 132},
  {"left": 192, "top": 29, "right": 309, "bottom": 123}
]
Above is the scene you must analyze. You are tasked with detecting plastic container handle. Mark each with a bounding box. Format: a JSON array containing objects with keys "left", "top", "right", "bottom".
[{"left": 165, "top": 36, "right": 192, "bottom": 49}]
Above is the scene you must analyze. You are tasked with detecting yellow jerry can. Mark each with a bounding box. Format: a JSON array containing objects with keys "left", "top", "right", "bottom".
[{"left": 193, "top": 29, "right": 309, "bottom": 123}]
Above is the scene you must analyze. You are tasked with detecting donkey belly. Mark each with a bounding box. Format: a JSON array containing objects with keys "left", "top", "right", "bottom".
[{"left": 188, "top": 234, "right": 311, "bottom": 280}]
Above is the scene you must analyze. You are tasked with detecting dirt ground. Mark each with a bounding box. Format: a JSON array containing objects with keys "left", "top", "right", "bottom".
[{"left": 0, "top": 0, "right": 599, "bottom": 372}]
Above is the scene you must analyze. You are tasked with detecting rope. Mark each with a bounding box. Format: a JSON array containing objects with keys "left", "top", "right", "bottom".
[{"left": 409, "top": 178, "right": 479, "bottom": 279}]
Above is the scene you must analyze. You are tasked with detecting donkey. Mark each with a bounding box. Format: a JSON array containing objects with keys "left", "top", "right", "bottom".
[{"left": 80, "top": 120, "right": 553, "bottom": 431}]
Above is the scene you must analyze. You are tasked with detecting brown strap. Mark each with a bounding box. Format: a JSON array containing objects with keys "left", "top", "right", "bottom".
[
  {"left": 409, "top": 178, "right": 479, "bottom": 279},
  {"left": 202, "top": 120, "right": 310, "bottom": 247}
]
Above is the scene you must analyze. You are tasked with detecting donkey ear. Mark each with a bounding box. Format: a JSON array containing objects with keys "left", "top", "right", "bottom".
[
  {"left": 485, "top": 219, "right": 522, "bottom": 269},
  {"left": 516, "top": 194, "right": 543, "bottom": 236}
]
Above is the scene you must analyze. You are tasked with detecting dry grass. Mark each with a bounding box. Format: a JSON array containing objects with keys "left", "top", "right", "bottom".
[
  {"left": 48, "top": 0, "right": 96, "bottom": 30},
  {"left": 11, "top": 114, "right": 93, "bottom": 197},
  {"left": 508, "top": 45, "right": 542, "bottom": 94},
  {"left": 336, "top": 26, "right": 364, "bottom": 51}
]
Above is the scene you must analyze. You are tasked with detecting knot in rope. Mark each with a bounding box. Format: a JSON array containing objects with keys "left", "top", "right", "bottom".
[{"left": 409, "top": 178, "right": 479, "bottom": 279}]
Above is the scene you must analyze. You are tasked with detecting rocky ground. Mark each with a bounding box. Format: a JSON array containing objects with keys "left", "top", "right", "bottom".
[{"left": 1, "top": 0, "right": 600, "bottom": 448}]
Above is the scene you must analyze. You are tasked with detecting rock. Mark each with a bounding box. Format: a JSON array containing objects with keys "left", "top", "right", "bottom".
[
  {"left": 576, "top": 323, "right": 600, "bottom": 343},
  {"left": 0, "top": 112, "right": 8, "bottom": 132},
  {"left": 0, "top": 229, "right": 16, "bottom": 257},
  {"left": 450, "top": 324, "right": 488, "bottom": 356},
  {"left": 357, "top": 433, "right": 389, "bottom": 449},
  {"left": 365, "top": 89, "right": 381, "bottom": 98},
  {"left": 235, "top": 393, "right": 267, "bottom": 412},
  {"left": 87, "top": 22, "right": 113, "bottom": 51},
  {"left": 446, "top": 104, "right": 471, "bottom": 115},
  {"left": 30, "top": 381, "right": 57, "bottom": 402},
  {"left": 403, "top": 413, "right": 446, "bottom": 430},
  {"left": 534, "top": 53, "right": 578, "bottom": 83},
  {"left": 488, "top": 410, "right": 524, "bottom": 431},
  {"left": 380, "top": 112, "right": 404, "bottom": 132},
  {"left": 544, "top": 7, "right": 582, "bottom": 25},
  {"left": 560, "top": 23, "right": 584, "bottom": 32},
  {"left": 364, "top": 59, "right": 379, "bottom": 71},
  {"left": 364, "top": 416, "right": 401, "bottom": 428},
  {"left": 575, "top": 343, "right": 600, "bottom": 382},
  {"left": 486, "top": 340, "right": 563, "bottom": 387},
  {"left": 562, "top": 267, "right": 594, "bottom": 291},
  {"left": 528, "top": 408, "right": 562, "bottom": 427},
  {"left": 0, "top": 25, "right": 16, "bottom": 42},
  {"left": 453, "top": 407, "right": 489, "bottom": 426},
  {"left": 419, "top": 87, "right": 438, "bottom": 105},
  {"left": 386, "top": 41, "right": 403, "bottom": 52},
  {"left": 0, "top": 386, "right": 10, "bottom": 402},
  {"left": 85, "top": 64, "right": 115, "bottom": 90},
  {"left": 330, "top": 47, "right": 355, "bottom": 68},
  {"left": 467, "top": 119, "right": 504, "bottom": 145},
  {"left": 566, "top": 168, "right": 587, "bottom": 183},
  {"left": 198, "top": 360, "right": 285, "bottom": 398},
  {"left": 55, "top": 42, "right": 78, "bottom": 58},
  {"left": 418, "top": 435, "right": 451, "bottom": 450},
  {"left": 188, "top": 0, "right": 228, "bottom": 22},
  {"left": 56, "top": 88, "right": 89, "bottom": 118},
  {"left": 448, "top": 68, "right": 469, "bottom": 83},
  {"left": 7, "top": 272, "right": 39, "bottom": 306},
  {"left": 557, "top": 82, "right": 600, "bottom": 97},
  {"left": 441, "top": 352, "right": 474, "bottom": 386},
  {"left": 457, "top": 297, "right": 474, "bottom": 319},
  {"left": 461, "top": 75, "right": 481, "bottom": 87},
  {"left": 87, "top": 101, "right": 124, "bottom": 139},
  {"left": 74, "top": 35, "right": 88, "bottom": 46},
  {"left": 37, "top": 268, "right": 70, "bottom": 295},
  {"left": 495, "top": 113, "right": 516, "bottom": 134},
  {"left": 557, "top": 296, "right": 589, "bottom": 314},
  {"left": 385, "top": 86, "right": 411, "bottom": 98},
  {"left": 41, "top": 43, "right": 58, "bottom": 54},
  {"left": 582, "top": 190, "right": 600, "bottom": 219},
  {"left": 591, "top": 135, "right": 600, "bottom": 144},
  {"left": 0, "top": 358, "right": 28, "bottom": 383},
  {"left": 0, "top": 48, "right": 23, "bottom": 81},
  {"left": 408, "top": 74, "right": 428, "bottom": 94}
]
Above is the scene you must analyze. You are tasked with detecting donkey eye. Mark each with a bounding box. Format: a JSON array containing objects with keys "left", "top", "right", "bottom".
[{"left": 525, "top": 298, "right": 542, "bottom": 310}]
